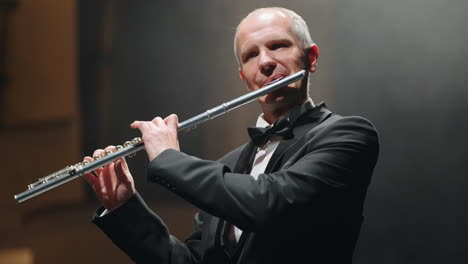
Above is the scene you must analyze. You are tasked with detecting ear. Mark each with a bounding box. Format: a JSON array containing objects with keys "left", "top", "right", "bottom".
[
  {"left": 238, "top": 68, "right": 245, "bottom": 80},
  {"left": 238, "top": 68, "right": 254, "bottom": 92},
  {"left": 306, "top": 44, "right": 319, "bottom": 73}
]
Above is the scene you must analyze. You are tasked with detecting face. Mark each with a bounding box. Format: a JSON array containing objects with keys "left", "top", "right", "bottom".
[{"left": 235, "top": 10, "right": 316, "bottom": 109}]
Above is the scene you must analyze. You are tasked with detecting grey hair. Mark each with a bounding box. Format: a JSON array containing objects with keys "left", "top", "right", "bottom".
[{"left": 233, "top": 7, "right": 314, "bottom": 66}]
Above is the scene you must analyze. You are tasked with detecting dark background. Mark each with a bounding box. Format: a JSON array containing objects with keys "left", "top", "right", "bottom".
[{"left": 2, "top": 0, "right": 465, "bottom": 263}]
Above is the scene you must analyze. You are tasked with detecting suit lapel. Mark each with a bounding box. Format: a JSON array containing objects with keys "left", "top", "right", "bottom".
[
  {"left": 215, "top": 102, "right": 333, "bottom": 261},
  {"left": 233, "top": 141, "right": 257, "bottom": 174}
]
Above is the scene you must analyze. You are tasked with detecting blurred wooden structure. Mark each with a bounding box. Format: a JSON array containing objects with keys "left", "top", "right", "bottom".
[
  {"left": 0, "top": 2, "right": 196, "bottom": 263},
  {"left": 0, "top": 0, "right": 84, "bottom": 261},
  {"left": 1, "top": 0, "right": 82, "bottom": 229}
]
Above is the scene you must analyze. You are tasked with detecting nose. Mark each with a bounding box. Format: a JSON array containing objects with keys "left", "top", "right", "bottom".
[{"left": 259, "top": 50, "right": 276, "bottom": 76}]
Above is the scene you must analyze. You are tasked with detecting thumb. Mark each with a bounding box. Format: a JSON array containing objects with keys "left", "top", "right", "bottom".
[{"left": 114, "top": 158, "right": 135, "bottom": 189}]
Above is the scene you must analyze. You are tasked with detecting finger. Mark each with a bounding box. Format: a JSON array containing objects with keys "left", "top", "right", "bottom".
[
  {"left": 131, "top": 121, "right": 153, "bottom": 137},
  {"left": 84, "top": 156, "right": 98, "bottom": 178},
  {"left": 103, "top": 145, "right": 117, "bottom": 157},
  {"left": 83, "top": 156, "right": 95, "bottom": 172},
  {"left": 130, "top": 120, "right": 142, "bottom": 129},
  {"left": 152, "top": 116, "right": 165, "bottom": 127},
  {"left": 103, "top": 159, "right": 116, "bottom": 183},
  {"left": 82, "top": 156, "right": 98, "bottom": 185},
  {"left": 114, "top": 158, "right": 132, "bottom": 184},
  {"left": 165, "top": 114, "right": 179, "bottom": 131},
  {"left": 104, "top": 145, "right": 116, "bottom": 151},
  {"left": 83, "top": 159, "right": 99, "bottom": 188},
  {"left": 131, "top": 120, "right": 154, "bottom": 131},
  {"left": 91, "top": 149, "right": 106, "bottom": 172},
  {"left": 83, "top": 172, "right": 98, "bottom": 186},
  {"left": 93, "top": 149, "right": 104, "bottom": 157}
]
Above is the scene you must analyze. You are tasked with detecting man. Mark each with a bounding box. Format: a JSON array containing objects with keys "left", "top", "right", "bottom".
[{"left": 84, "top": 7, "right": 379, "bottom": 264}]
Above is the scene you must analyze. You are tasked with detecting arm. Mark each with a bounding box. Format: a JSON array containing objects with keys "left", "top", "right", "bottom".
[
  {"left": 85, "top": 115, "right": 202, "bottom": 263},
  {"left": 92, "top": 193, "right": 204, "bottom": 264},
  {"left": 147, "top": 116, "right": 379, "bottom": 232}
]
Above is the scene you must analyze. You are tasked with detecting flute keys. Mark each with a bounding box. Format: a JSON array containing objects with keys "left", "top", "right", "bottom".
[
  {"left": 74, "top": 160, "right": 90, "bottom": 170},
  {"left": 116, "top": 145, "right": 123, "bottom": 151},
  {"left": 28, "top": 182, "right": 41, "bottom": 190},
  {"left": 186, "top": 126, "right": 197, "bottom": 133},
  {"left": 105, "top": 150, "right": 113, "bottom": 156},
  {"left": 124, "top": 138, "right": 141, "bottom": 158}
]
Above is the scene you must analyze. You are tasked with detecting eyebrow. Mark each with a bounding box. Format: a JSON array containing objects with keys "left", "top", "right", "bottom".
[
  {"left": 266, "top": 38, "right": 293, "bottom": 46},
  {"left": 242, "top": 36, "right": 293, "bottom": 51},
  {"left": 241, "top": 37, "right": 293, "bottom": 57}
]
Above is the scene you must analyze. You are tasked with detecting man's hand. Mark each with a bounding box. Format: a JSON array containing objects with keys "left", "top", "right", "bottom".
[
  {"left": 83, "top": 146, "right": 136, "bottom": 212},
  {"left": 131, "top": 114, "right": 180, "bottom": 161}
]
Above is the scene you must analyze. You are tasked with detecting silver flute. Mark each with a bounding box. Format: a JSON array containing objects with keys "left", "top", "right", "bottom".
[{"left": 14, "top": 70, "right": 307, "bottom": 203}]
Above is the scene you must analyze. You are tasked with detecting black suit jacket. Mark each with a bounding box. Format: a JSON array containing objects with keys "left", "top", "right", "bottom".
[{"left": 93, "top": 103, "right": 379, "bottom": 264}]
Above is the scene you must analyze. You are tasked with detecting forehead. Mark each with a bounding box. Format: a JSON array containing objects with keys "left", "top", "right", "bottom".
[{"left": 236, "top": 10, "right": 297, "bottom": 51}]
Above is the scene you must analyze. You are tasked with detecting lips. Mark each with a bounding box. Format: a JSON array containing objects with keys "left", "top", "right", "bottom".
[{"left": 262, "top": 74, "right": 285, "bottom": 87}]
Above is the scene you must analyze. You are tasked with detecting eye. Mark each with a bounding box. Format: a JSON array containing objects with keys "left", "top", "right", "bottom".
[
  {"left": 270, "top": 41, "right": 290, "bottom": 50},
  {"left": 243, "top": 51, "right": 258, "bottom": 62}
]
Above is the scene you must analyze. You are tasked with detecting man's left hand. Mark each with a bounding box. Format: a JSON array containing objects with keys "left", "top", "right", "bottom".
[{"left": 131, "top": 114, "right": 180, "bottom": 161}]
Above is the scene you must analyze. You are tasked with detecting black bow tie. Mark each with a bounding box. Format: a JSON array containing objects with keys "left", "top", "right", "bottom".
[{"left": 247, "top": 115, "right": 294, "bottom": 147}]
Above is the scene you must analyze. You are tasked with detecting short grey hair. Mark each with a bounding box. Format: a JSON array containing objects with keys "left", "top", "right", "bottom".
[{"left": 233, "top": 7, "right": 314, "bottom": 66}]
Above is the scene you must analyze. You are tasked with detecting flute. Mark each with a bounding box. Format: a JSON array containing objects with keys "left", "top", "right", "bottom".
[{"left": 14, "top": 70, "right": 307, "bottom": 203}]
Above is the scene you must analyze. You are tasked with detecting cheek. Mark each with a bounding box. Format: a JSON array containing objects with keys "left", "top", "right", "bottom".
[
  {"left": 241, "top": 66, "right": 256, "bottom": 82},
  {"left": 278, "top": 50, "right": 305, "bottom": 69}
]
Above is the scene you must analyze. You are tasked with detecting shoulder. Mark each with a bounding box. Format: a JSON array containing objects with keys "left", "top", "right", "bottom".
[
  {"left": 308, "top": 113, "right": 379, "bottom": 153},
  {"left": 325, "top": 114, "right": 378, "bottom": 135}
]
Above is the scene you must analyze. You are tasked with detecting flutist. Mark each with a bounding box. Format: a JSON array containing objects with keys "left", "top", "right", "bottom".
[{"left": 84, "top": 7, "right": 379, "bottom": 264}]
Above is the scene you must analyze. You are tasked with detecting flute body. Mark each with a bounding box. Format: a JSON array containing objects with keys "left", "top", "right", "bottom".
[{"left": 14, "top": 70, "right": 307, "bottom": 203}]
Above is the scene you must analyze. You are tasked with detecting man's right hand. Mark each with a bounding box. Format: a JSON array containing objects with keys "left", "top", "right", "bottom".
[{"left": 83, "top": 146, "right": 136, "bottom": 212}]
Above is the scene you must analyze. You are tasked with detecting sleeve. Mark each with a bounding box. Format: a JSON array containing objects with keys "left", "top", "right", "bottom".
[
  {"left": 92, "top": 192, "right": 205, "bottom": 264},
  {"left": 147, "top": 116, "right": 379, "bottom": 232}
]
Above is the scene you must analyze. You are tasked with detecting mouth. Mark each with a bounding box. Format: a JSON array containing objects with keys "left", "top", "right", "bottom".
[{"left": 262, "top": 74, "right": 285, "bottom": 87}]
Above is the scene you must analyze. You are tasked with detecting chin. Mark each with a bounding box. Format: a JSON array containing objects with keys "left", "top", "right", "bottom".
[
  {"left": 265, "top": 95, "right": 285, "bottom": 104},
  {"left": 265, "top": 90, "right": 307, "bottom": 110},
  {"left": 263, "top": 95, "right": 296, "bottom": 112},
  {"left": 266, "top": 86, "right": 298, "bottom": 102}
]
